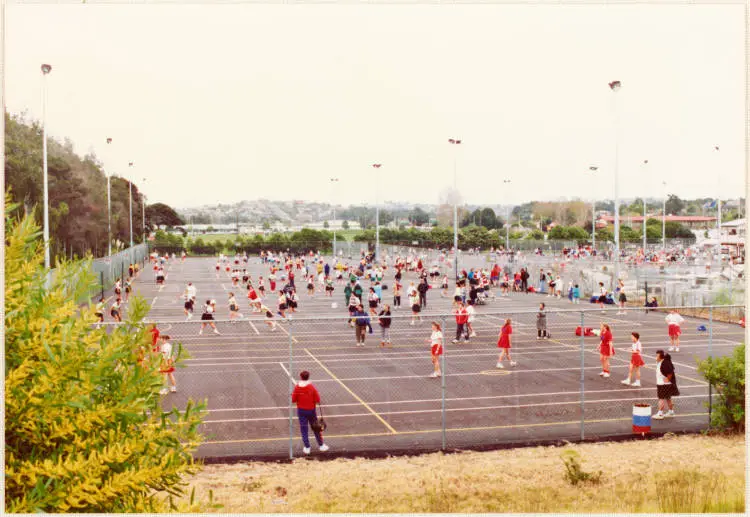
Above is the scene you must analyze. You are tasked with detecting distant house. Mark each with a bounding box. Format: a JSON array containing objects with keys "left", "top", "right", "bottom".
[{"left": 597, "top": 215, "right": 716, "bottom": 230}]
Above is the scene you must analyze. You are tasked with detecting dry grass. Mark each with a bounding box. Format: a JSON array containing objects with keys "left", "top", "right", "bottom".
[{"left": 174, "top": 434, "right": 745, "bottom": 513}]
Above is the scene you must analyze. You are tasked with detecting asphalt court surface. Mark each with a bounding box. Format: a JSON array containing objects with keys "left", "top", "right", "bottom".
[{"left": 123, "top": 254, "right": 744, "bottom": 459}]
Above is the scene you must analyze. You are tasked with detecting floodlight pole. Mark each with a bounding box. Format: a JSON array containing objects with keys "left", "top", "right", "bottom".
[
  {"left": 503, "top": 179, "right": 511, "bottom": 250},
  {"left": 609, "top": 80, "right": 622, "bottom": 286},
  {"left": 449, "top": 139, "right": 462, "bottom": 281},
  {"left": 642, "top": 160, "right": 648, "bottom": 252},
  {"left": 128, "top": 162, "right": 134, "bottom": 249},
  {"left": 41, "top": 64, "right": 52, "bottom": 272},
  {"left": 330, "top": 178, "right": 339, "bottom": 258},
  {"left": 106, "top": 138, "right": 113, "bottom": 256}
]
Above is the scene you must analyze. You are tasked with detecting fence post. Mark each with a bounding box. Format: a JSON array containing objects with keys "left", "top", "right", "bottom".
[
  {"left": 708, "top": 306, "right": 713, "bottom": 428},
  {"left": 579, "top": 311, "right": 585, "bottom": 441},
  {"left": 441, "top": 315, "right": 447, "bottom": 451},
  {"left": 100, "top": 271, "right": 104, "bottom": 300},
  {"left": 288, "top": 319, "right": 295, "bottom": 460}
]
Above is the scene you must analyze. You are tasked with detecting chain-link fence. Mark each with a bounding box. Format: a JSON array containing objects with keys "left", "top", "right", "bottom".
[
  {"left": 124, "top": 304, "right": 743, "bottom": 459},
  {"left": 50, "top": 243, "right": 149, "bottom": 300}
]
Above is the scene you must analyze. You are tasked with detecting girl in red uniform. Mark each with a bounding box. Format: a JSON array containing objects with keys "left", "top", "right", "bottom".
[
  {"left": 621, "top": 331, "right": 645, "bottom": 386},
  {"left": 428, "top": 321, "right": 443, "bottom": 378},
  {"left": 247, "top": 283, "right": 261, "bottom": 312},
  {"left": 496, "top": 319, "right": 517, "bottom": 368},
  {"left": 598, "top": 323, "right": 615, "bottom": 378}
]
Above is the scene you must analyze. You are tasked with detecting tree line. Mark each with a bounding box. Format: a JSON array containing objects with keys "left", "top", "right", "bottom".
[{"left": 4, "top": 112, "right": 184, "bottom": 263}]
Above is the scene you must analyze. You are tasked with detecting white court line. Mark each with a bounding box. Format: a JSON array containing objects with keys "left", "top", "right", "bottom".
[
  {"left": 276, "top": 323, "right": 299, "bottom": 343},
  {"left": 182, "top": 363, "right": 635, "bottom": 379},
  {"left": 279, "top": 361, "right": 293, "bottom": 379},
  {"left": 184, "top": 347, "right": 580, "bottom": 366},
  {"left": 248, "top": 320, "right": 260, "bottom": 335},
  {"left": 201, "top": 394, "right": 715, "bottom": 424},
  {"left": 200, "top": 384, "right": 707, "bottom": 413}
]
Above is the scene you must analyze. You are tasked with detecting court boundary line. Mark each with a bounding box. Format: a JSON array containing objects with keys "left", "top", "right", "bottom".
[
  {"left": 304, "top": 348, "right": 398, "bottom": 434},
  {"left": 201, "top": 393, "right": 714, "bottom": 424},
  {"left": 200, "top": 383, "right": 707, "bottom": 413},
  {"left": 201, "top": 412, "right": 709, "bottom": 445}
]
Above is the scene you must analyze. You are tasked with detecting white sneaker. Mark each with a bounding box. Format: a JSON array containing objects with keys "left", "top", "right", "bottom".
[
  {"left": 631, "top": 380, "right": 641, "bottom": 387},
  {"left": 159, "top": 388, "right": 168, "bottom": 395},
  {"left": 496, "top": 362, "right": 504, "bottom": 369},
  {"left": 429, "top": 372, "right": 439, "bottom": 378},
  {"left": 198, "top": 330, "right": 203, "bottom": 335},
  {"left": 470, "top": 332, "right": 477, "bottom": 337},
  {"left": 675, "top": 348, "right": 680, "bottom": 352},
  {"left": 668, "top": 347, "right": 675, "bottom": 352},
  {"left": 319, "top": 444, "right": 329, "bottom": 452},
  {"left": 214, "top": 329, "right": 220, "bottom": 335},
  {"left": 170, "top": 386, "right": 177, "bottom": 393},
  {"left": 621, "top": 379, "right": 631, "bottom": 385},
  {"left": 510, "top": 361, "right": 518, "bottom": 367},
  {"left": 303, "top": 447, "right": 311, "bottom": 455},
  {"left": 599, "top": 371, "right": 605, "bottom": 376},
  {"left": 653, "top": 412, "right": 665, "bottom": 420},
  {"left": 602, "top": 372, "right": 610, "bottom": 378},
  {"left": 666, "top": 410, "right": 675, "bottom": 418}
]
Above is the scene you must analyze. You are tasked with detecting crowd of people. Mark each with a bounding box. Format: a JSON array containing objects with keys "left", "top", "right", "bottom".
[{"left": 104, "top": 246, "right": 694, "bottom": 446}]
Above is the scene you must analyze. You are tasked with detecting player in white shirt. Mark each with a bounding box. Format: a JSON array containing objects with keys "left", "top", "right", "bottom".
[
  {"left": 621, "top": 332, "right": 645, "bottom": 386},
  {"left": 427, "top": 322, "right": 444, "bottom": 378},
  {"left": 158, "top": 335, "right": 177, "bottom": 395},
  {"left": 665, "top": 310, "right": 685, "bottom": 352},
  {"left": 466, "top": 301, "right": 477, "bottom": 337}
]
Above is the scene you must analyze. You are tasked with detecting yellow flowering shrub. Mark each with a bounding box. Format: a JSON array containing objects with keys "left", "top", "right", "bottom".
[{"left": 5, "top": 197, "right": 206, "bottom": 513}]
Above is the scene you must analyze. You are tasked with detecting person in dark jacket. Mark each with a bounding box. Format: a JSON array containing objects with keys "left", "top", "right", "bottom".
[
  {"left": 418, "top": 278, "right": 430, "bottom": 308},
  {"left": 653, "top": 350, "right": 679, "bottom": 419},
  {"left": 520, "top": 268, "right": 529, "bottom": 293},
  {"left": 291, "top": 370, "right": 329, "bottom": 455},
  {"left": 378, "top": 304, "right": 392, "bottom": 347},
  {"left": 344, "top": 283, "right": 353, "bottom": 306},
  {"left": 353, "top": 305, "right": 373, "bottom": 347}
]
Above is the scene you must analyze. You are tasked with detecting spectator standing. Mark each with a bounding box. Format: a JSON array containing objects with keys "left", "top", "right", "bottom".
[
  {"left": 496, "top": 318, "right": 516, "bottom": 368},
  {"left": 452, "top": 301, "right": 470, "bottom": 343},
  {"left": 291, "top": 371, "right": 330, "bottom": 455},
  {"left": 653, "top": 350, "right": 679, "bottom": 419},
  {"left": 353, "top": 305, "right": 373, "bottom": 347},
  {"left": 536, "top": 302, "right": 549, "bottom": 339},
  {"left": 378, "top": 304, "right": 392, "bottom": 347}
]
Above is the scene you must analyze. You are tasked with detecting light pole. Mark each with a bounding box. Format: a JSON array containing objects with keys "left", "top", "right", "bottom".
[
  {"left": 41, "top": 64, "right": 52, "bottom": 272},
  {"left": 128, "top": 161, "right": 134, "bottom": 249},
  {"left": 106, "top": 137, "right": 113, "bottom": 256},
  {"left": 714, "top": 145, "right": 722, "bottom": 236},
  {"left": 503, "top": 179, "right": 511, "bottom": 250},
  {"left": 642, "top": 160, "right": 648, "bottom": 252},
  {"left": 330, "top": 178, "right": 339, "bottom": 258},
  {"left": 662, "top": 181, "right": 667, "bottom": 252},
  {"left": 448, "top": 138, "right": 462, "bottom": 281},
  {"left": 141, "top": 176, "right": 147, "bottom": 243},
  {"left": 372, "top": 164, "right": 382, "bottom": 264},
  {"left": 589, "top": 166, "right": 598, "bottom": 250},
  {"left": 609, "top": 80, "right": 622, "bottom": 284}
]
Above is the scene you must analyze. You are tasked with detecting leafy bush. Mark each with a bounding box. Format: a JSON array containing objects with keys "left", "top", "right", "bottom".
[
  {"left": 697, "top": 344, "right": 745, "bottom": 432},
  {"left": 560, "top": 450, "right": 602, "bottom": 486},
  {"left": 4, "top": 197, "right": 206, "bottom": 512}
]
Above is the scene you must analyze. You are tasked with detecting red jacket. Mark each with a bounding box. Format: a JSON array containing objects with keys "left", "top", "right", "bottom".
[
  {"left": 291, "top": 382, "right": 321, "bottom": 410},
  {"left": 455, "top": 308, "right": 469, "bottom": 325}
]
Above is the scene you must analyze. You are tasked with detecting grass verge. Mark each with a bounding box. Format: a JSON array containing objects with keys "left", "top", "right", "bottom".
[{"left": 174, "top": 434, "right": 744, "bottom": 513}]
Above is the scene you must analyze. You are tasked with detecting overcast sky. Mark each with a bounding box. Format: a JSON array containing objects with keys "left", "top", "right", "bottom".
[{"left": 4, "top": 3, "right": 745, "bottom": 209}]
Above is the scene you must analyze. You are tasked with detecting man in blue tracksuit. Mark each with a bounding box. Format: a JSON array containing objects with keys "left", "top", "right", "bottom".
[{"left": 353, "top": 305, "right": 373, "bottom": 347}]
